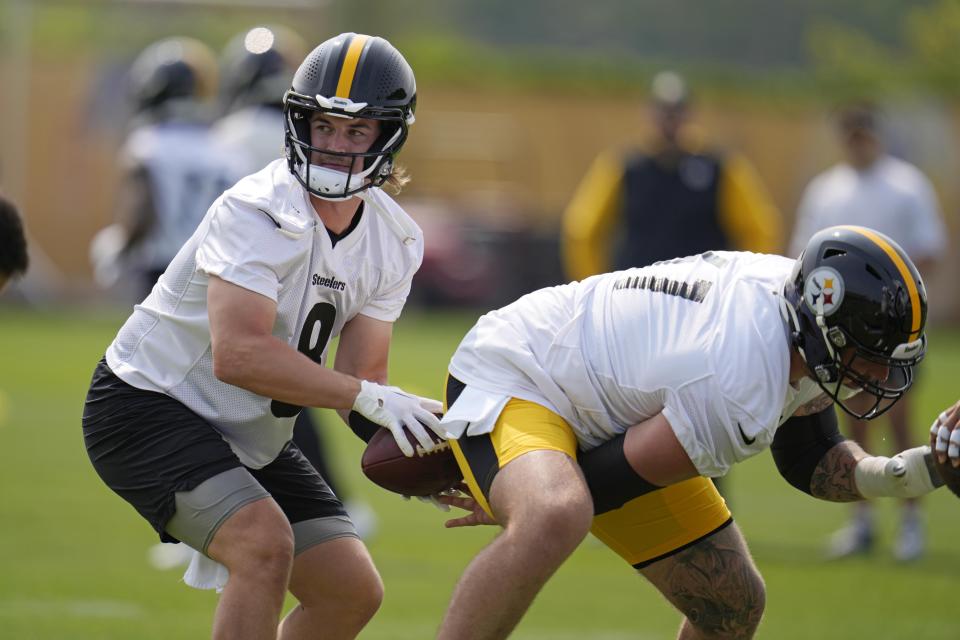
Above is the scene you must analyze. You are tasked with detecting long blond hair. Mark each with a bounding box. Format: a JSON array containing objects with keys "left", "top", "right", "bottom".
[{"left": 382, "top": 163, "right": 411, "bottom": 194}]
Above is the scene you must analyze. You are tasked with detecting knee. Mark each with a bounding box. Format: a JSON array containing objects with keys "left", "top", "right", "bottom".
[
  {"left": 730, "top": 572, "right": 765, "bottom": 638},
  {"left": 296, "top": 541, "right": 384, "bottom": 623},
  {"left": 234, "top": 527, "right": 295, "bottom": 582},
  {"left": 335, "top": 560, "right": 383, "bottom": 622},
  {"left": 211, "top": 508, "right": 295, "bottom": 587},
  {"left": 349, "top": 569, "right": 384, "bottom": 625},
  {"left": 687, "top": 570, "right": 766, "bottom": 639},
  {"left": 506, "top": 494, "right": 593, "bottom": 552}
]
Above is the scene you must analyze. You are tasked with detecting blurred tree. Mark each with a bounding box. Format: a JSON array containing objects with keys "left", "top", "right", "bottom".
[{"left": 808, "top": 0, "right": 960, "bottom": 98}]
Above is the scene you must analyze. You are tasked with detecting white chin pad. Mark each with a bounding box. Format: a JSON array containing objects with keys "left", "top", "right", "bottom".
[{"left": 300, "top": 163, "right": 368, "bottom": 199}]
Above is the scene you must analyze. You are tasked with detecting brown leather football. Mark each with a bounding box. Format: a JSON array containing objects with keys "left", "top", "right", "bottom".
[{"left": 361, "top": 426, "right": 463, "bottom": 497}]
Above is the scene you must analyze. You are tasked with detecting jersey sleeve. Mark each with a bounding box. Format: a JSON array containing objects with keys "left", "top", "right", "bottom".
[
  {"left": 664, "top": 374, "right": 781, "bottom": 478},
  {"left": 359, "top": 234, "right": 424, "bottom": 322},
  {"left": 661, "top": 381, "right": 736, "bottom": 478},
  {"left": 665, "top": 280, "right": 789, "bottom": 477},
  {"left": 195, "top": 198, "right": 307, "bottom": 301}
]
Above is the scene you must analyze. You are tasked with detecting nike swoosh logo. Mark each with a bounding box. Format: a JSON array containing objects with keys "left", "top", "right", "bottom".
[{"left": 737, "top": 422, "right": 756, "bottom": 446}]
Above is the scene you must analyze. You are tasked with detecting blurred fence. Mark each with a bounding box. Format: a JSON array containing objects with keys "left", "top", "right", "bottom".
[{"left": 2, "top": 1, "right": 958, "bottom": 319}]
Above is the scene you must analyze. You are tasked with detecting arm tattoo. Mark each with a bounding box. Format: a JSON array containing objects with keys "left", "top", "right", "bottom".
[
  {"left": 662, "top": 536, "right": 764, "bottom": 637},
  {"left": 809, "top": 441, "right": 866, "bottom": 501},
  {"left": 793, "top": 394, "right": 834, "bottom": 417}
]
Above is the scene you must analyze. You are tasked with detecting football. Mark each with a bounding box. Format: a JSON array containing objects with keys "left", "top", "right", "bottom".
[
  {"left": 932, "top": 455, "right": 960, "bottom": 499},
  {"left": 361, "top": 426, "right": 463, "bottom": 497}
]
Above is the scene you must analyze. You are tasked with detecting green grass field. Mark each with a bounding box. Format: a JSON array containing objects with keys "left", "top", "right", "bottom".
[{"left": 1, "top": 305, "right": 959, "bottom": 639}]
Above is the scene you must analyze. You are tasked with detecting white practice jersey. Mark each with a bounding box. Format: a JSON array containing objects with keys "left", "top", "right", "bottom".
[
  {"left": 106, "top": 160, "right": 424, "bottom": 468},
  {"left": 122, "top": 122, "right": 237, "bottom": 270},
  {"left": 789, "top": 155, "right": 946, "bottom": 261},
  {"left": 448, "top": 251, "right": 816, "bottom": 478}
]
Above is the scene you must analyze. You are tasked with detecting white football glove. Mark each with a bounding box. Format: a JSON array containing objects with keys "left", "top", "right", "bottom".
[{"left": 352, "top": 380, "right": 444, "bottom": 457}]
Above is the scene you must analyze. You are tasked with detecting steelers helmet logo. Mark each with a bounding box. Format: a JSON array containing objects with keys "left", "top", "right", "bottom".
[{"left": 804, "top": 266, "right": 844, "bottom": 316}]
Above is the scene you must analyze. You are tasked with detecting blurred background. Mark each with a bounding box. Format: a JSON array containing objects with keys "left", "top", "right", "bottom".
[
  {"left": 2, "top": 1, "right": 960, "bottom": 638},
  {"left": 3, "top": 0, "right": 960, "bottom": 314}
]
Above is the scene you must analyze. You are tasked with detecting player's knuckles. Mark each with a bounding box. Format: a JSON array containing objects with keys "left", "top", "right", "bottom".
[{"left": 936, "top": 426, "right": 951, "bottom": 452}]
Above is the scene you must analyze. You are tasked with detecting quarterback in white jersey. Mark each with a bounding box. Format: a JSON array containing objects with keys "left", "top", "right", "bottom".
[
  {"left": 434, "top": 226, "right": 953, "bottom": 640},
  {"left": 106, "top": 159, "right": 421, "bottom": 467},
  {"left": 83, "top": 33, "right": 442, "bottom": 640}
]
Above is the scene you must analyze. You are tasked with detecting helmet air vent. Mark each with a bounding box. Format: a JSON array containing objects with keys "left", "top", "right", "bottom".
[
  {"left": 378, "top": 55, "right": 402, "bottom": 96},
  {"left": 303, "top": 45, "right": 325, "bottom": 82}
]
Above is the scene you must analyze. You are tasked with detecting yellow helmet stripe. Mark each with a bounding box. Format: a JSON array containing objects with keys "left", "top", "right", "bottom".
[
  {"left": 335, "top": 34, "right": 369, "bottom": 99},
  {"left": 840, "top": 225, "right": 922, "bottom": 340}
]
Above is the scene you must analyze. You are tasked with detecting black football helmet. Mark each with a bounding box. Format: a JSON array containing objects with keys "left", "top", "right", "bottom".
[
  {"left": 128, "top": 37, "right": 217, "bottom": 116},
  {"left": 781, "top": 225, "right": 927, "bottom": 419},
  {"left": 282, "top": 33, "right": 416, "bottom": 200},
  {"left": 219, "top": 26, "right": 305, "bottom": 113}
]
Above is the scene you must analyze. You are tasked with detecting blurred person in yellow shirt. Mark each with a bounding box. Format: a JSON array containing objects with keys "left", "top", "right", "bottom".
[{"left": 562, "top": 70, "right": 782, "bottom": 282}]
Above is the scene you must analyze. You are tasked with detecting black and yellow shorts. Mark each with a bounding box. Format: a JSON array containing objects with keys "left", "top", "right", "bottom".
[{"left": 446, "top": 375, "right": 732, "bottom": 569}]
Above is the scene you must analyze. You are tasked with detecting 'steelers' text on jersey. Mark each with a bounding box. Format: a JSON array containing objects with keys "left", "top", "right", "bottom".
[{"left": 106, "top": 160, "right": 424, "bottom": 468}]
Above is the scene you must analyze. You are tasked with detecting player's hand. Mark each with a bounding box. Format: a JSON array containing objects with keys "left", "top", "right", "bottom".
[
  {"left": 352, "top": 380, "right": 444, "bottom": 457},
  {"left": 931, "top": 399, "right": 960, "bottom": 467},
  {"left": 437, "top": 487, "right": 498, "bottom": 528}
]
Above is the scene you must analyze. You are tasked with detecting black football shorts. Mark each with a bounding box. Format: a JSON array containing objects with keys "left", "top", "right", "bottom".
[{"left": 82, "top": 358, "right": 351, "bottom": 551}]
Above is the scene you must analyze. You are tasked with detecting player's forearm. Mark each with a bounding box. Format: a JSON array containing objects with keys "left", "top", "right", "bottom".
[
  {"left": 809, "top": 441, "right": 943, "bottom": 502},
  {"left": 212, "top": 333, "right": 360, "bottom": 410},
  {"left": 808, "top": 441, "right": 867, "bottom": 501}
]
